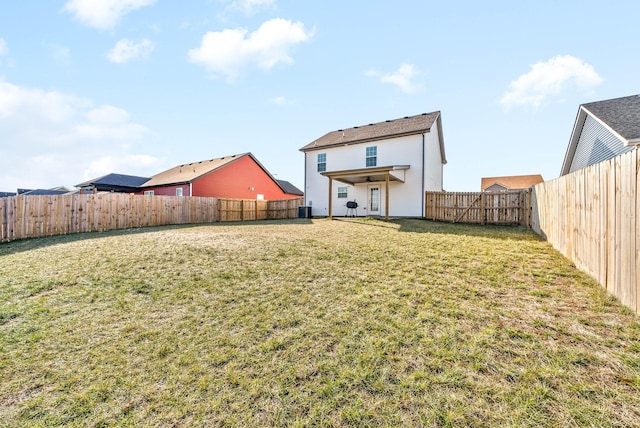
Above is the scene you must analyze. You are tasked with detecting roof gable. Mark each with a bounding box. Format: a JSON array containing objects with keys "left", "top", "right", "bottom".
[
  {"left": 140, "top": 152, "right": 297, "bottom": 196},
  {"left": 141, "top": 153, "right": 250, "bottom": 188},
  {"left": 300, "top": 112, "right": 441, "bottom": 151},
  {"left": 582, "top": 94, "right": 640, "bottom": 142},
  {"left": 561, "top": 94, "right": 640, "bottom": 175}
]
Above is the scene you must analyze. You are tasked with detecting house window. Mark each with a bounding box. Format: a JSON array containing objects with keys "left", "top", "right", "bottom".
[
  {"left": 337, "top": 186, "right": 348, "bottom": 198},
  {"left": 144, "top": 190, "right": 154, "bottom": 196},
  {"left": 176, "top": 188, "right": 183, "bottom": 196},
  {"left": 366, "top": 146, "right": 377, "bottom": 167},
  {"left": 317, "top": 153, "right": 326, "bottom": 172}
]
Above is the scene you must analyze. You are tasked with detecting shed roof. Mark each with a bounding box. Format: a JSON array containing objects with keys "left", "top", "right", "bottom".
[
  {"left": 300, "top": 112, "right": 445, "bottom": 163},
  {"left": 582, "top": 94, "right": 640, "bottom": 142},
  {"left": 141, "top": 153, "right": 249, "bottom": 188},
  {"left": 481, "top": 174, "right": 544, "bottom": 191}
]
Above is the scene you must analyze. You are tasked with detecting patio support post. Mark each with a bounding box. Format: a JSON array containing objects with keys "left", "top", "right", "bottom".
[
  {"left": 385, "top": 172, "right": 390, "bottom": 220},
  {"left": 328, "top": 176, "right": 333, "bottom": 219}
]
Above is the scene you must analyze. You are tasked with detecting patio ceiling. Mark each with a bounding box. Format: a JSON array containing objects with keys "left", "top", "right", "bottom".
[{"left": 320, "top": 165, "right": 410, "bottom": 185}]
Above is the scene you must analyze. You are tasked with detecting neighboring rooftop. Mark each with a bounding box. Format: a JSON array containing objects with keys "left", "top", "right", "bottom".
[
  {"left": 76, "top": 173, "right": 150, "bottom": 190},
  {"left": 582, "top": 94, "right": 640, "bottom": 143},
  {"left": 16, "top": 188, "right": 69, "bottom": 196},
  {"left": 276, "top": 179, "right": 303, "bottom": 196},
  {"left": 141, "top": 153, "right": 249, "bottom": 188},
  {"left": 300, "top": 112, "right": 441, "bottom": 151},
  {"left": 481, "top": 174, "right": 544, "bottom": 191}
]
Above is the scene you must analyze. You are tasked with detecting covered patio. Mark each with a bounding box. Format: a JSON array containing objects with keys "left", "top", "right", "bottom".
[{"left": 320, "top": 165, "right": 410, "bottom": 219}]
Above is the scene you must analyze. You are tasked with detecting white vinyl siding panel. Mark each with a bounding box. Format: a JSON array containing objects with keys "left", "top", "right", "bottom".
[{"left": 569, "top": 115, "right": 632, "bottom": 173}]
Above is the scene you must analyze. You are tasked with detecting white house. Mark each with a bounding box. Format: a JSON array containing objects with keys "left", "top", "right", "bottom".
[
  {"left": 300, "top": 112, "right": 446, "bottom": 218},
  {"left": 561, "top": 94, "right": 640, "bottom": 175}
]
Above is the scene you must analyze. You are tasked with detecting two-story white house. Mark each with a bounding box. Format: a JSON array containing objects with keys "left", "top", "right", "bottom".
[{"left": 300, "top": 112, "right": 446, "bottom": 218}]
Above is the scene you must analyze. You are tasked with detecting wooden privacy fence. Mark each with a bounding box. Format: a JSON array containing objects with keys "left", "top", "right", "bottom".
[
  {"left": 0, "top": 194, "right": 303, "bottom": 243},
  {"left": 425, "top": 190, "right": 532, "bottom": 226},
  {"left": 530, "top": 149, "right": 639, "bottom": 314}
]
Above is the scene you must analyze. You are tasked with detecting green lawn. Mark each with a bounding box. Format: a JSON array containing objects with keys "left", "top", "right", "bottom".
[{"left": 1, "top": 218, "right": 639, "bottom": 427}]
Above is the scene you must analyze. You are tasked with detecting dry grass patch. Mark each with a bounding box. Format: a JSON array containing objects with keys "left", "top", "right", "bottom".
[{"left": 1, "top": 218, "right": 639, "bottom": 426}]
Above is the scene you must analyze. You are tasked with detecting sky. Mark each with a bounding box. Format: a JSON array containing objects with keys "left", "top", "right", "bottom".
[{"left": 1, "top": 0, "right": 639, "bottom": 193}]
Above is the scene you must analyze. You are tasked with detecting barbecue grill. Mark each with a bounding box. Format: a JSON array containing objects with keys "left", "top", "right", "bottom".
[{"left": 346, "top": 200, "right": 358, "bottom": 217}]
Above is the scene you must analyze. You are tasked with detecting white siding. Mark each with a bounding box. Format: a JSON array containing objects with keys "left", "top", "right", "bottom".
[
  {"left": 424, "top": 119, "right": 444, "bottom": 191},
  {"left": 304, "top": 131, "right": 444, "bottom": 217},
  {"left": 569, "top": 115, "right": 632, "bottom": 173}
]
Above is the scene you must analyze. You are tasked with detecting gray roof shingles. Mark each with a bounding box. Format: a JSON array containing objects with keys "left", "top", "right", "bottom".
[
  {"left": 276, "top": 179, "right": 303, "bottom": 196},
  {"left": 300, "top": 112, "right": 440, "bottom": 151},
  {"left": 76, "top": 173, "right": 151, "bottom": 188},
  {"left": 582, "top": 94, "right": 640, "bottom": 142}
]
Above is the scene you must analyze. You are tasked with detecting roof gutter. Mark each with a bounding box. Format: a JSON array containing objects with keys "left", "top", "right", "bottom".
[{"left": 300, "top": 129, "right": 431, "bottom": 152}]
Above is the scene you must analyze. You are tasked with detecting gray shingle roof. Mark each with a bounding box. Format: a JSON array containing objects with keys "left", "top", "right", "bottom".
[
  {"left": 76, "top": 173, "right": 151, "bottom": 189},
  {"left": 300, "top": 112, "right": 441, "bottom": 151},
  {"left": 582, "top": 94, "right": 640, "bottom": 142},
  {"left": 19, "top": 189, "right": 68, "bottom": 196},
  {"left": 276, "top": 179, "right": 303, "bottom": 196}
]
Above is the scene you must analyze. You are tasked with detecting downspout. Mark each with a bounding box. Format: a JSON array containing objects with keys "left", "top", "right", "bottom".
[
  {"left": 303, "top": 152, "right": 307, "bottom": 206},
  {"left": 421, "top": 133, "right": 425, "bottom": 217},
  {"left": 189, "top": 182, "right": 193, "bottom": 196}
]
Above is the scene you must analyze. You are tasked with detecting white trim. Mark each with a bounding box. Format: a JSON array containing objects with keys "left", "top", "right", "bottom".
[{"left": 582, "top": 106, "right": 631, "bottom": 146}]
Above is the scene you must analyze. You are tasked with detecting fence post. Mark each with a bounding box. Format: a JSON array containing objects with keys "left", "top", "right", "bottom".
[{"left": 480, "top": 192, "right": 486, "bottom": 225}]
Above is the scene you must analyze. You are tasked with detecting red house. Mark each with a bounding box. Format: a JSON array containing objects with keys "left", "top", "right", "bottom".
[{"left": 137, "top": 152, "right": 303, "bottom": 200}]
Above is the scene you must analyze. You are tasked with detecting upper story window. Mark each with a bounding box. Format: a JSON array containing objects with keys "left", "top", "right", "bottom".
[
  {"left": 317, "top": 153, "right": 326, "bottom": 172},
  {"left": 366, "top": 146, "right": 377, "bottom": 167}
]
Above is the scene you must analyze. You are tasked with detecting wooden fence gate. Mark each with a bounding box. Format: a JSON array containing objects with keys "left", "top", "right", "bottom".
[{"left": 425, "top": 190, "right": 532, "bottom": 226}]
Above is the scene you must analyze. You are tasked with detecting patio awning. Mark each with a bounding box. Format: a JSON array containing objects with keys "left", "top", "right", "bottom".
[
  {"left": 320, "top": 165, "right": 410, "bottom": 219},
  {"left": 320, "top": 165, "right": 410, "bottom": 185}
]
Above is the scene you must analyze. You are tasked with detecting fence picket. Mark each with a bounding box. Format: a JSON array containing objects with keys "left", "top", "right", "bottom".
[
  {"left": 425, "top": 190, "right": 530, "bottom": 226},
  {"left": 0, "top": 195, "right": 303, "bottom": 243},
  {"left": 531, "top": 149, "right": 639, "bottom": 314}
]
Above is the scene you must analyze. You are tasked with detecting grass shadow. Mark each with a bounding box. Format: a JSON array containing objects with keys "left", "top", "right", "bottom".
[
  {"left": 332, "top": 217, "right": 541, "bottom": 242},
  {"left": 0, "top": 219, "right": 314, "bottom": 256}
]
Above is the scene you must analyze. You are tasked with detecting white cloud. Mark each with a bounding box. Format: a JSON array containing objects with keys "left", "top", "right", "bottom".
[
  {"left": 367, "top": 63, "right": 424, "bottom": 94},
  {"left": 0, "top": 38, "right": 7, "bottom": 57},
  {"left": 499, "top": 55, "right": 603, "bottom": 109},
  {"left": 107, "top": 39, "right": 155, "bottom": 63},
  {"left": 0, "top": 78, "right": 161, "bottom": 191},
  {"left": 63, "top": 0, "right": 156, "bottom": 30},
  {"left": 188, "top": 18, "right": 312, "bottom": 81},
  {"left": 86, "top": 105, "right": 130, "bottom": 123},
  {"left": 83, "top": 154, "right": 161, "bottom": 181},
  {"left": 48, "top": 44, "right": 72, "bottom": 66},
  {"left": 227, "top": 0, "right": 275, "bottom": 15},
  {"left": 270, "top": 96, "right": 287, "bottom": 105}
]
